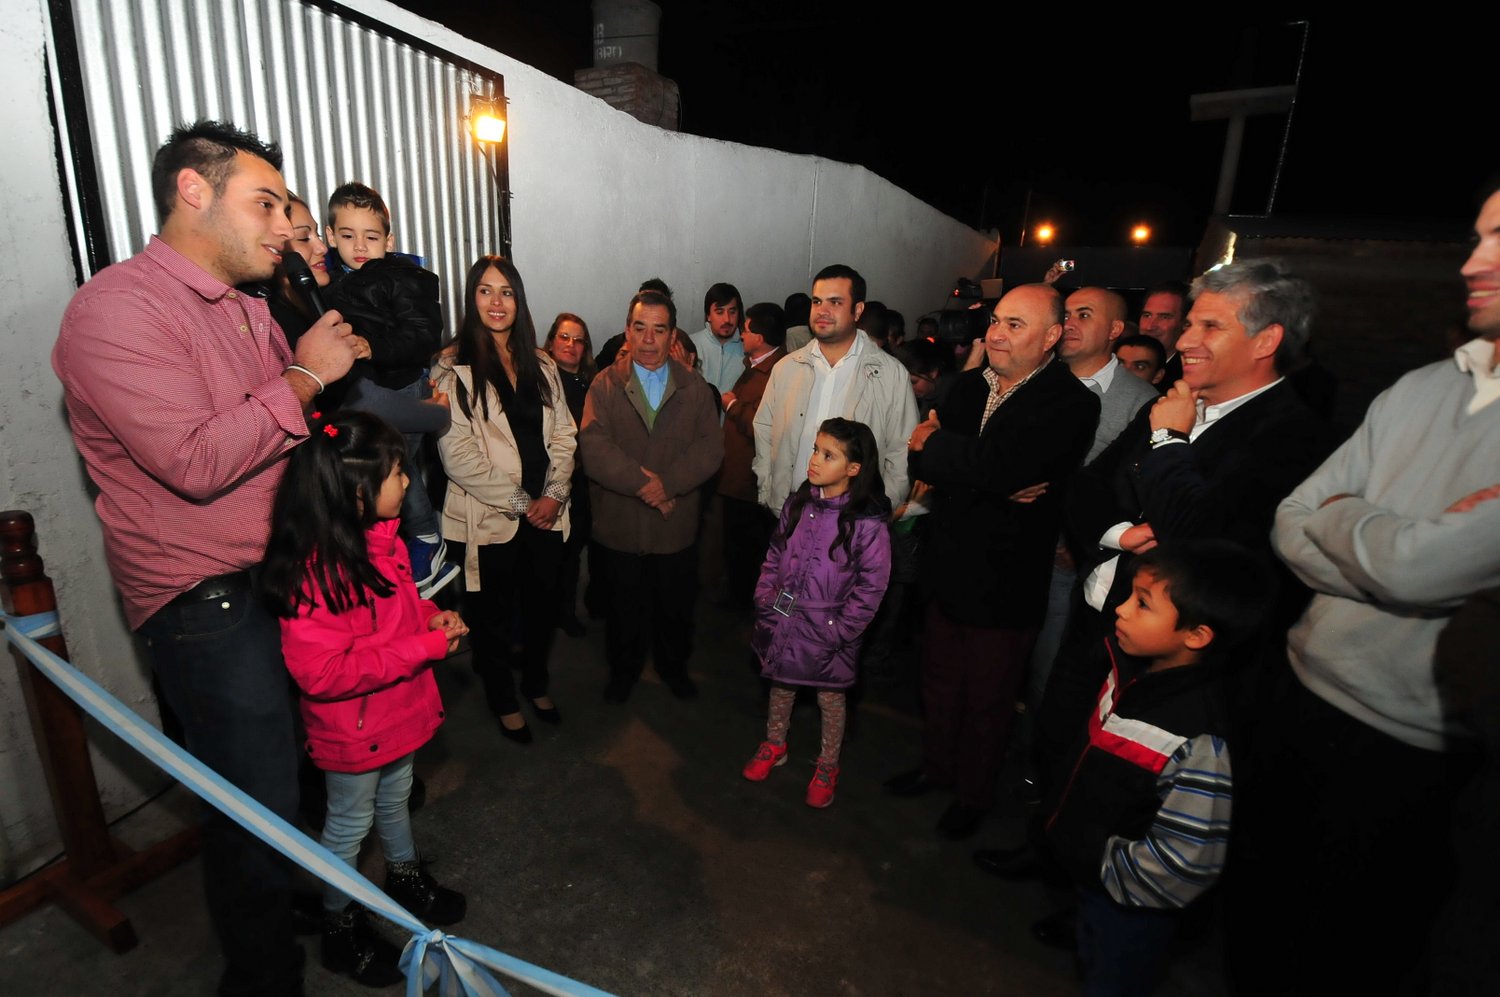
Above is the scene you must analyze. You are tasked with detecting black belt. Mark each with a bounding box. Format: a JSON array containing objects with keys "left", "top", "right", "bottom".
[{"left": 168, "top": 570, "right": 254, "bottom": 607}]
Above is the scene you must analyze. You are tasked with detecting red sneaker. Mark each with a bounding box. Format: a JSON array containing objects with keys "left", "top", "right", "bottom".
[
  {"left": 742, "top": 741, "right": 788, "bottom": 781},
  {"left": 806, "top": 762, "right": 839, "bottom": 808}
]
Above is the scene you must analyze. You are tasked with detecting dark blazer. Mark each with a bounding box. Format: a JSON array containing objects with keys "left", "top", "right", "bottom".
[
  {"left": 1066, "top": 379, "right": 1339, "bottom": 622},
  {"left": 915, "top": 359, "right": 1100, "bottom": 629},
  {"left": 1157, "top": 352, "right": 1183, "bottom": 393},
  {"left": 719, "top": 348, "right": 785, "bottom": 502}
]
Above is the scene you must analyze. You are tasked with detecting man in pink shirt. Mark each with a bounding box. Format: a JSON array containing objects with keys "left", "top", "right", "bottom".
[{"left": 53, "top": 120, "right": 356, "bottom": 997}]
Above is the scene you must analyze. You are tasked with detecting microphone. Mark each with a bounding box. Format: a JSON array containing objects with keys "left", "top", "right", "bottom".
[{"left": 282, "top": 248, "right": 327, "bottom": 315}]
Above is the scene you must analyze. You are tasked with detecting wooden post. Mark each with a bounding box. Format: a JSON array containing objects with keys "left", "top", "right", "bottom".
[{"left": 0, "top": 510, "right": 197, "bottom": 953}]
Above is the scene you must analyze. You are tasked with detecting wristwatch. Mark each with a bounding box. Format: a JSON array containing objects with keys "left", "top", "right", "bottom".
[{"left": 1149, "top": 427, "right": 1190, "bottom": 447}]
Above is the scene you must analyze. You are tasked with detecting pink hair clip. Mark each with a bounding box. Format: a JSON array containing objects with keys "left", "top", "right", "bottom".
[{"left": 323, "top": 425, "right": 339, "bottom": 438}]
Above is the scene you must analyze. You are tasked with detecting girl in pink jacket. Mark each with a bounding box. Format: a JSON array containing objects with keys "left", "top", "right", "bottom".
[{"left": 263, "top": 411, "right": 468, "bottom": 986}]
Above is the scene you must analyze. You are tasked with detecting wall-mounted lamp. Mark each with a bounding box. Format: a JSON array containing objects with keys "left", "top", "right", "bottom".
[
  {"left": 469, "top": 94, "right": 512, "bottom": 257},
  {"left": 1034, "top": 223, "right": 1056, "bottom": 245},
  {"left": 1131, "top": 223, "right": 1152, "bottom": 245},
  {"left": 470, "top": 102, "right": 506, "bottom": 145}
]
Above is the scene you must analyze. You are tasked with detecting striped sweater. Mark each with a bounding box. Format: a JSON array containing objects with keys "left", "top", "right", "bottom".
[{"left": 1043, "top": 640, "right": 1232, "bottom": 910}]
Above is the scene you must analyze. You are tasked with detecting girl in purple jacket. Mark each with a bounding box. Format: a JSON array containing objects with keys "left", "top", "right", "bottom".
[
  {"left": 262, "top": 411, "right": 468, "bottom": 986},
  {"left": 745, "top": 418, "right": 893, "bottom": 807}
]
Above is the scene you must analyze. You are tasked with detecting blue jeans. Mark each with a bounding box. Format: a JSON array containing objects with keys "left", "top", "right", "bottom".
[
  {"left": 139, "top": 582, "right": 302, "bottom": 997},
  {"left": 1076, "top": 888, "right": 1180, "bottom": 997},
  {"left": 320, "top": 753, "right": 418, "bottom": 911}
]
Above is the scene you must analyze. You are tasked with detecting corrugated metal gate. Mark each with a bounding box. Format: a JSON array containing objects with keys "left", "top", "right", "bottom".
[{"left": 45, "top": 0, "right": 509, "bottom": 334}]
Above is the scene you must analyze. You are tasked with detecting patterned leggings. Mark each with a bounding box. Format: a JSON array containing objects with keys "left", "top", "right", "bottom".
[{"left": 766, "top": 683, "right": 847, "bottom": 767}]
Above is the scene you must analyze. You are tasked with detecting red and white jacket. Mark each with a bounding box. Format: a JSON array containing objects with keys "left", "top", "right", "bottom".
[{"left": 280, "top": 519, "right": 448, "bottom": 773}]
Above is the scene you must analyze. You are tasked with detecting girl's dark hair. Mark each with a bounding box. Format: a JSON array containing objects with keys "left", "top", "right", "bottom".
[
  {"left": 453, "top": 254, "right": 553, "bottom": 420},
  {"left": 779, "top": 417, "right": 889, "bottom": 559},
  {"left": 544, "top": 311, "right": 597, "bottom": 380},
  {"left": 261, "top": 411, "right": 408, "bottom": 618}
]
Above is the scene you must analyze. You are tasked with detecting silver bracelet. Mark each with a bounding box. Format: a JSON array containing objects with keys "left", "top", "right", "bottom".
[{"left": 285, "top": 364, "right": 325, "bottom": 394}]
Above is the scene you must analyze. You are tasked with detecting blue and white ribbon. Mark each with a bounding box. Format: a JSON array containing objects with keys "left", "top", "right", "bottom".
[{"left": 1, "top": 608, "right": 613, "bottom": 997}]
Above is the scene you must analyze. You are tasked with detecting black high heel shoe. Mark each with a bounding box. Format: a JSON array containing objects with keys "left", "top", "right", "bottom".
[
  {"left": 497, "top": 713, "right": 533, "bottom": 744},
  {"left": 528, "top": 698, "right": 562, "bottom": 725}
]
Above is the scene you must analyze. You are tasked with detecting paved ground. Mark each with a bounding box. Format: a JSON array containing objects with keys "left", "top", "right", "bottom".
[{"left": 0, "top": 585, "right": 1227, "bottom": 996}]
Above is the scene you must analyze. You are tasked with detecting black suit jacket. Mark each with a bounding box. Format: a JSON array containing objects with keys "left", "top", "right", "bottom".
[
  {"left": 1157, "top": 352, "right": 1183, "bottom": 393},
  {"left": 1035, "top": 380, "right": 1339, "bottom": 784},
  {"left": 915, "top": 360, "right": 1100, "bottom": 629},
  {"left": 1066, "top": 379, "right": 1339, "bottom": 623}
]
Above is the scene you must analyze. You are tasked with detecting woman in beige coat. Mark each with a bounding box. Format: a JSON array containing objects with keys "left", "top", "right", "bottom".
[{"left": 435, "top": 256, "right": 576, "bottom": 744}]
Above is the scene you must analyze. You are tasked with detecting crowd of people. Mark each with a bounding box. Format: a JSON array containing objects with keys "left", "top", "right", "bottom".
[{"left": 47, "top": 117, "right": 1500, "bottom": 997}]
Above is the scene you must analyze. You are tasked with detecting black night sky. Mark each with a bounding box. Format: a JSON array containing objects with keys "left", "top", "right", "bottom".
[{"left": 392, "top": 1, "right": 1489, "bottom": 248}]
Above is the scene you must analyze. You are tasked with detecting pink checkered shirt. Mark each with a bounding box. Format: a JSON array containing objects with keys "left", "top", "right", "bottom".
[{"left": 52, "top": 237, "right": 310, "bottom": 628}]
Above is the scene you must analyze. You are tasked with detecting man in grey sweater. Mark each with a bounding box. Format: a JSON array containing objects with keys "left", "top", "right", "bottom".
[{"left": 1231, "top": 184, "right": 1500, "bottom": 995}]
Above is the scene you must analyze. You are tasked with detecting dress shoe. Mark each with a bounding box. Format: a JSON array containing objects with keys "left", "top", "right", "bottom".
[
  {"left": 663, "top": 674, "right": 698, "bottom": 699},
  {"left": 972, "top": 843, "right": 1042, "bottom": 880},
  {"left": 603, "top": 679, "right": 633, "bottom": 704},
  {"left": 1030, "top": 906, "right": 1078, "bottom": 951},
  {"left": 936, "top": 800, "right": 986, "bottom": 840},
  {"left": 497, "top": 714, "right": 533, "bottom": 744},
  {"left": 883, "top": 768, "right": 944, "bottom": 797},
  {"left": 528, "top": 698, "right": 562, "bottom": 725}
]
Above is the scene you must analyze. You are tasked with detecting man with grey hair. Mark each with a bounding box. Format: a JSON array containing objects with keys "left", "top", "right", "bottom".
[
  {"left": 982, "top": 260, "right": 1337, "bottom": 885},
  {"left": 1064, "top": 258, "right": 1332, "bottom": 630}
]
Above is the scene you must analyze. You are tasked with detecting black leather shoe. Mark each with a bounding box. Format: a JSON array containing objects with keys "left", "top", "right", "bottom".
[
  {"left": 883, "top": 768, "right": 943, "bottom": 797},
  {"left": 973, "top": 844, "right": 1041, "bottom": 880},
  {"left": 936, "top": 800, "right": 986, "bottom": 840},
  {"left": 529, "top": 698, "right": 562, "bottom": 725},
  {"left": 1030, "top": 906, "right": 1078, "bottom": 951}
]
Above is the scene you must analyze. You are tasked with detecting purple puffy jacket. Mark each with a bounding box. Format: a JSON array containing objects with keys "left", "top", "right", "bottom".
[{"left": 751, "top": 489, "right": 892, "bottom": 689}]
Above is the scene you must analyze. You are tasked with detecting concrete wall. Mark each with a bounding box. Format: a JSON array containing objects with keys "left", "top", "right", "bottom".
[{"left": 0, "top": 0, "right": 995, "bottom": 882}]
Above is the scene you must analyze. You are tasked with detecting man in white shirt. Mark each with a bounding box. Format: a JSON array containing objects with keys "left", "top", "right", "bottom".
[{"left": 753, "top": 265, "right": 917, "bottom": 512}]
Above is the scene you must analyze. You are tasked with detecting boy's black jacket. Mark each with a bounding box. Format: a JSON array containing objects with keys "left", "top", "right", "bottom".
[{"left": 325, "top": 254, "right": 443, "bottom": 389}]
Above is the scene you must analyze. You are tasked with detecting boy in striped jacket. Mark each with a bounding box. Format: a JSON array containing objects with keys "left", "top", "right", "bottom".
[{"left": 1041, "top": 540, "right": 1272, "bottom": 994}]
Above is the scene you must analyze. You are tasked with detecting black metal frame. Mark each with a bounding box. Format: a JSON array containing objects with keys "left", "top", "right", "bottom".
[{"left": 44, "top": 0, "right": 512, "bottom": 279}]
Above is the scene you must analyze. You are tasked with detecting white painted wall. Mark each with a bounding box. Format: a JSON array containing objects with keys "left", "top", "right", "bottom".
[
  {"left": 0, "top": 0, "right": 173, "bottom": 884},
  {"left": 0, "top": 0, "right": 995, "bottom": 882}
]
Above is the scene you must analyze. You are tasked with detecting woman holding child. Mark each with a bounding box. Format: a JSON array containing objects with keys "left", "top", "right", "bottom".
[{"left": 435, "top": 256, "right": 577, "bottom": 744}]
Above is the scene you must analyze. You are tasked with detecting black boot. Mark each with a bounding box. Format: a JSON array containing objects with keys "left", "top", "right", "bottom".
[
  {"left": 385, "top": 858, "right": 466, "bottom": 926},
  {"left": 321, "top": 902, "right": 404, "bottom": 987}
]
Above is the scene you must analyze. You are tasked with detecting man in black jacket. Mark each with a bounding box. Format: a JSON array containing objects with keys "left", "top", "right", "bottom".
[
  {"left": 886, "top": 283, "right": 1100, "bottom": 839},
  {"left": 1035, "top": 260, "right": 1339, "bottom": 808}
]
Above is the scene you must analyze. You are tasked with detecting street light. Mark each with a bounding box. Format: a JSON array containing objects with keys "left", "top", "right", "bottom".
[{"left": 1131, "top": 223, "right": 1152, "bottom": 245}]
